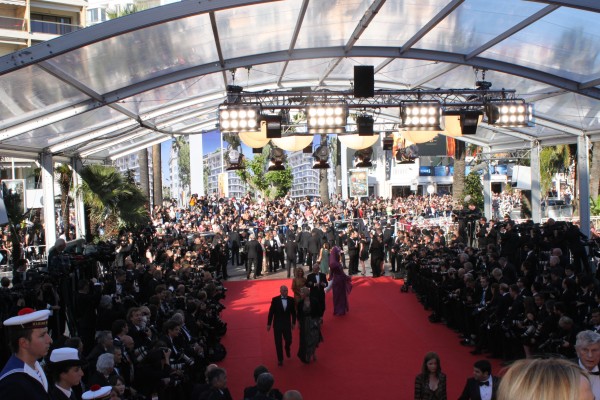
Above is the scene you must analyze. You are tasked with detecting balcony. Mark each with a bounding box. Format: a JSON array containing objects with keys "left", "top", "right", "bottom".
[{"left": 31, "top": 19, "right": 81, "bottom": 35}]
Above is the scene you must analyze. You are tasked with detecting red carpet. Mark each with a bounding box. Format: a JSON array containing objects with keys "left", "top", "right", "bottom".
[{"left": 219, "top": 277, "right": 500, "bottom": 400}]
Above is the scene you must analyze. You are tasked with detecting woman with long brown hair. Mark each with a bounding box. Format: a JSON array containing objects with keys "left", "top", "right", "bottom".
[{"left": 414, "top": 352, "right": 447, "bottom": 400}]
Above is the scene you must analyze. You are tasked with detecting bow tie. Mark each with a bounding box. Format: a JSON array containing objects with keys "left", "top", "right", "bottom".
[
  {"left": 281, "top": 297, "right": 288, "bottom": 300},
  {"left": 479, "top": 381, "right": 489, "bottom": 386},
  {"left": 590, "top": 371, "right": 600, "bottom": 376}
]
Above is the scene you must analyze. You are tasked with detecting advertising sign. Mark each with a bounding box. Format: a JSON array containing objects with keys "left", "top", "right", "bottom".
[{"left": 349, "top": 169, "right": 368, "bottom": 198}]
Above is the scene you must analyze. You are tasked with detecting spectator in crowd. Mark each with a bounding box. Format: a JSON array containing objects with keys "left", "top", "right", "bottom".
[
  {"left": 575, "top": 330, "right": 600, "bottom": 399},
  {"left": 498, "top": 358, "right": 593, "bottom": 400}
]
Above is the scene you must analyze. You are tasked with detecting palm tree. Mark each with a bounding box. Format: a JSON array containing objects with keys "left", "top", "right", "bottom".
[
  {"left": 152, "top": 143, "right": 162, "bottom": 207},
  {"left": 79, "top": 164, "right": 149, "bottom": 238},
  {"left": 55, "top": 163, "right": 73, "bottom": 240},
  {"left": 540, "top": 145, "right": 570, "bottom": 196}
]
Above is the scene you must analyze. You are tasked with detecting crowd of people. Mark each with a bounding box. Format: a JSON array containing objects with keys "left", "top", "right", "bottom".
[{"left": 1, "top": 190, "right": 600, "bottom": 399}]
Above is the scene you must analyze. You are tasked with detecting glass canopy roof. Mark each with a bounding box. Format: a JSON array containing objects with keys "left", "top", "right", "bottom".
[{"left": 1, "top": 0, "right": 600, "bottom": 161}]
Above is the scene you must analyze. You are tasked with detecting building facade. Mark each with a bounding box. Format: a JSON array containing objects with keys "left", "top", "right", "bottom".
[
  {"left": 0, "top": 0, "right": 86, "bottom": 56},
  {"left": 288, "top": 151, "right": 336, "bottom": 199},
  {"left": 203, "top": 149, "right": 247, "bottom": 199}
]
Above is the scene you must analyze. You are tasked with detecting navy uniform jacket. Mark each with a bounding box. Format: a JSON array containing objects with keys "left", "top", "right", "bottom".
[{"left": 0, "top": 355, "right": 50, "bottom": 400}]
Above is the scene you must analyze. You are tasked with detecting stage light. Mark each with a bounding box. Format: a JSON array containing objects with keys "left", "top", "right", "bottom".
[
  {"left": 307, "top": 104, "right": 347, "bottom": 134},
  {"left": 356, "top": 115, "right": 374, "bottom": 136},
  {"left": 486, "top": 100, "right": 533, "bottom": 127},
  {"left": 225, "top": 149, "right": 245, "bottom": 171},
  {"left": 337, "top": 134, "right": 379, "bottom": 150},
  {"left": 267, "top": 146, "right": 286, "bottom": 171},
  {"left": 355, "top": 147, "right": 373, "bottom": 168},
  {"left": 263, "top": 114, "right": 282, "bottom": 138},
  {"left": 219, "top": 104, "right": 260, "bottom": 132},
  {"left": 401, "top": 102, "right": 442, "bottom": 131},
  {"left": 312, "top": 144, "right": 330, "bottom": 169},
  {"left": 460, "top": 111, "right": 483, "bottom": 134}
]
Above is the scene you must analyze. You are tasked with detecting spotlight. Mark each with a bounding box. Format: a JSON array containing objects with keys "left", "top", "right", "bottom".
[
  {"left": 355, "top": 147, "right": 373, "bottom": 168},
  {"left": 356, "top": 115, "right": 374, "bottom": 136},
  {"left": 395, "top": 144, "right": 419, "bottom": 164},
  {"left": 252, "top": 147, "right": 262, "bottom": 154},
  {"left": 312, "top": 144, "right": 330, "bottom": 169},
  {"left": 303, "top": 144, "right": 313, "bottom": 154},
  {"left": 267, "top": 146, "right": 286, "bottom": 171},
  {"left": 401, "top": 101, "right": 442, "bottom": 131},
  {"left": 263, "top": 114, "right": 282, "bottom": 138},
  {"left": 219, "top": 104, "right": 260, "bottom": 132},
  {"left": 307, "top": 104, "right": 347, "bottom": 134},
  {"left": 225, "top": 149, "right": 244, "bottom": 171},
  {"left": 486, "top": 100, "right": 533, "bottom": 127},
  {"left": 460, "top": 110, "right": 483, "bottom": 135},
  {"left": 382, "top": 136, "right": 393, "bottom": 151}
]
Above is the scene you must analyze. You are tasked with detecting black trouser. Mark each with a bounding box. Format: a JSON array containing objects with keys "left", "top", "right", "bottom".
[
  {"left": 247, "top": 257, "right": 258, "bottom": 277},
  {"left": 306, "top": 252, "right": 318, "bottom": 268},
  {"left": 231, "top": 245, "right": 241, "bottom": 265},
  {"left": 273, "top": 326, "right": 292, "bottom": 363},
  {"left": 286, "top": 258, "right": 296, "bottom": 278},
  {"left": 299, "top": 248, "right": 307, "bottom": 265},
  {"left": 348, "top": 253, "right": 359, "bottom": 275},
  {"left": 371, "top": 255, "right": 382, "bottom": 277}
]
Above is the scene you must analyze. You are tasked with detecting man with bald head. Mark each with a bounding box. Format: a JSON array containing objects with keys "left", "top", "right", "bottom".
[{"left": 267, "top": 286, "right": 296, "bottom": 366}]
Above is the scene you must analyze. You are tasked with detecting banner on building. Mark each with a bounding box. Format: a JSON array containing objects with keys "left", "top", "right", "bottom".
[
  {"left": 349, "top": 169, "right": 368, "bottom": 198},
  {"left": 217, "top": 172, "right": 229, "bottom": 198}
]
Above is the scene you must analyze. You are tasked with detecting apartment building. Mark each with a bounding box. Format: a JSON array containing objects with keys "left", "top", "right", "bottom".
[{"left": 0, "top": 0, "right": 86, "bottom": 56}]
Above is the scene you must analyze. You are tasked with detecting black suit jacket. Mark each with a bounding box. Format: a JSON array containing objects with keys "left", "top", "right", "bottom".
[
  {"left": 458, "top": 376, "right": 500, "bottom": 400},
  {"left": 306, "top": 272, "right": 327, "bottom": 316},
  {"left": 267, "top": 296, "right": 296, "bottom": 332},
  {"left": 49, "top": 385, "right": 75, "bottom": 400}
]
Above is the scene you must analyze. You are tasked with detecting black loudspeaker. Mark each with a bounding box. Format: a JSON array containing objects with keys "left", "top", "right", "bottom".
[{"left": 354, "top": 66, "right": 374, "bottom": 98}]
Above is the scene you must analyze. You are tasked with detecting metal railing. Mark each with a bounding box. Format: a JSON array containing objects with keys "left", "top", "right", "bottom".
[
  {"left": 0, "top": 16, "right": 26, "bottom": 31},
  {"left": 30, "top": 20, "right": 81, "bottom": 35}
]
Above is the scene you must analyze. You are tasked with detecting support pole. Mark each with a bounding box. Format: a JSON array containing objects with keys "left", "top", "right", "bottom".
[
  {"left": 578, "top": 135, "right": 591, "bottom": 238},
  {"left": 530, "top": 142, "right": 542, "bottom": 223},
  {"left": 41, "top": 152, "right": 57, "bottom": 249},
  {"left": 72, "top": 158, "right": 86, "bottom": 240},
  {"left": 341, "top": 142, "right": 348, "bottom": 199}
]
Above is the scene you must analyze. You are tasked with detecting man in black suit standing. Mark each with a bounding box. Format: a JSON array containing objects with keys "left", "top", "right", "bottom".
[
  {"left": 284, "top": 236, "right": 298, "bottom": 278},
  {"left": 229, "top": 225, "right": 242, "bottom": 266},
  {"left": 267, "top": 286, "right": 296, "bottom": 366},
  {"left": 347, "top": 230, "right": 359, "bottom": 275},
  {"left": 297, "top": 227, "right": 310, "bottom": 266},
  {"left": 306, "top": 264, "right": 327, "bottom": 318},
  {"left": 306, "top": 231, "right": 321, "bottom": 268},
  {"left": 244, "top": 234, "right": 261, "bottom": 279},
  {"left": 458, "top": 359, "right": 500, "bottom": 400}
]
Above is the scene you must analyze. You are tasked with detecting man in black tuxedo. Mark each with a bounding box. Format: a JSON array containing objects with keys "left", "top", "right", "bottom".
[
  {"left": 306, "top": 264, "right": 327, "bottom": 318},
  {"left": 267, "top": 286, "right": 296, "bottom": 366},
  {"left": 347, "top": 230, "right": 359, "bottom": 275},
  {"left": 229, "top": 226, "right": 242, "bottom": 266},
  {"left": 306, "top": 231, "right": 322, "bottom": 268},
  {"left": 458, "top": 359, "right": 500, "bottom": 400}
]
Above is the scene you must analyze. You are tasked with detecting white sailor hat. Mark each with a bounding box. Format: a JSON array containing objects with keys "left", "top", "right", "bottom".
[
  {"left": 49, "top": 347, "right": 83, "bottom": 368},
  {"left": 82, "top": 385, "right": 112, "bottom": 399},
  {"left": 3, "top": 308, "right": 51, "bottom": 329}
]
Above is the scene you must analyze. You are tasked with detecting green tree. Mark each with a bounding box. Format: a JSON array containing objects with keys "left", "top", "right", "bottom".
[
  {"left": 55, "top": 163, "right": 73, "bottom": 240},
  {"left": 464, "top": 172, "right": 484, "bottom": 209},
  {"left": 106, "top": 4, "right": 144, "bottom": 19},
  {"left": 79, "top": 164, "right": 149, "bottom": 238},
  {"left": 265, "top": 168, "right": 293, "bottom": 199},
  {"left": 540, "top": 145, "right": 570, "bottom": 196},
  {"left": 237, "top": 152, "right": 270, "bottom": 197}
]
